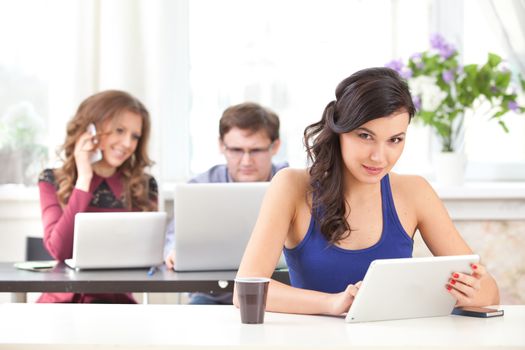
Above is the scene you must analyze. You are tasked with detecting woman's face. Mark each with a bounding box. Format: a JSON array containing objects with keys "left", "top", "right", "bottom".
[
  {"left": 339, "top": 110, "right": 409, "bottom": 184},
  {"left": 97, "top": 110, "right": 143, "bottom": 170}
]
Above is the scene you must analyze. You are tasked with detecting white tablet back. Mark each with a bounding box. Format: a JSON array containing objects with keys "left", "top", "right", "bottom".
[{"left": 345, "top": 255, "right": 480, "bottom": 323}]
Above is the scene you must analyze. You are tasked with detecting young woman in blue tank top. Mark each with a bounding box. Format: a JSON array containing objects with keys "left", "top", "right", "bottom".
[{"left": 234, "top": 67, "right": 500, "bottom": 316}]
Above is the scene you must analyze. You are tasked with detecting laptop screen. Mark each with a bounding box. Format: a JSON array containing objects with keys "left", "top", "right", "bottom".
[
  {"left": 173, "top": 182, "right": 271, "bottom": 271},
  {"left": 68, "top": 211, "right": 166, "bottom": 270}
]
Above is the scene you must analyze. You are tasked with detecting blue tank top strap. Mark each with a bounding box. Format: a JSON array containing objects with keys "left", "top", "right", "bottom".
[{"left": 380, "top": 174, "right": 411, "bottom": 240}]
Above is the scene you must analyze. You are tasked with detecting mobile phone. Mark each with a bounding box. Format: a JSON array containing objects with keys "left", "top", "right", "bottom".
[
  {"left": 87, "top": 123, "right": 102, "bottom": 164},
  {"left": 452, "top": 306, "right": 504, "bottom": 318}
]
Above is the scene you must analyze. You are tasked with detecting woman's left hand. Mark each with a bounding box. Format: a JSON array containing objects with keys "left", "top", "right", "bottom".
[{"left": 447, "top": 262, "right": 486, "bottom": 307}]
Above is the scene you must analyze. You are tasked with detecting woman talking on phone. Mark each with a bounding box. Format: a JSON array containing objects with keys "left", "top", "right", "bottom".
[
  {"left": 38, "top": 90, "right": 157, "bottom": 303},
  {"left": 234, "top": 67, "right": 499, "bottom": 315}
]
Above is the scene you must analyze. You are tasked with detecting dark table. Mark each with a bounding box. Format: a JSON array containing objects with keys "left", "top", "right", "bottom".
[{"left": 0, "top": 262, "right": 289, "bottom": 302}]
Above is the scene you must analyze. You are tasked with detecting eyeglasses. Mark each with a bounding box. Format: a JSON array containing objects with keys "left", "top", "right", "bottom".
[{"left": 223, "top": 142, "right": 274, "bottom": 159}]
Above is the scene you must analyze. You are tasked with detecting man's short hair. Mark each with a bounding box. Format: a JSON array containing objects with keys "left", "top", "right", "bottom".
[{"left": 219, "top": 102, "right": 280, "bottom": 142}]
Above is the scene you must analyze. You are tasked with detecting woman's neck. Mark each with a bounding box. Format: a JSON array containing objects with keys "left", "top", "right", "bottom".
[
  {"left": 92, "top": 162, "right": 117, "bottom": 178},
  {"left": 343, "top": 172, "right": 382, "bottom": 203}
]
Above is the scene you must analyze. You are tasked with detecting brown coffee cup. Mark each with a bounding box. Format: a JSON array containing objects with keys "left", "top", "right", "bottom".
[{"left": 235, "top": 277, "right": 270, "bottom": 324}]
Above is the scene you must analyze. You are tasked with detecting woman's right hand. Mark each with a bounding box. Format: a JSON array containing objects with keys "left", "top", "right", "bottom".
[
  {"left": 74, "top": 130, "right": 97, "bottom": 191},
  {"left": 328, "top": 281, "right": 362, "bottom": 316}
]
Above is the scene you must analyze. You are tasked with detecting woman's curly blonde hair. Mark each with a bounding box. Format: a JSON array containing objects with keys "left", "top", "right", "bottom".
[{"left": 54, "top": 90, "right": 156, "bottom": 211}]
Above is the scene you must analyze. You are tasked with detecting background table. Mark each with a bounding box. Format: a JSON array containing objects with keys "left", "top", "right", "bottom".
[
  {"left": 0, "top": 262, "right": 289, "bottom": 302},
  {"left": 0, "top": 304, "right": 522, "bottom": 349}
]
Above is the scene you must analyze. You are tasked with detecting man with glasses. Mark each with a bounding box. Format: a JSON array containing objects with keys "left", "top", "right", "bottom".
[{"left": 164, "top": 102, "right": 288, "bottom": 304}]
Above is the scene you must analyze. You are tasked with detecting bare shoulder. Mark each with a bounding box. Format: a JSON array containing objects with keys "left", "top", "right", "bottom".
[
  {"left": 272, "top": 168, "right": 309, "bottom": 191},
  {"left": 389, "top": 172, "right": 443, "bottom": 221},
  {"left": 389, "top": 173, "right": 436, "bottom": 198},
  {"left": 268, "top": 168, "right": 310, "bottom": 206}
]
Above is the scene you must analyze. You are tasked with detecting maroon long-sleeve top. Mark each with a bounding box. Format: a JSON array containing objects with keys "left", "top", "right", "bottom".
[{"left": 37, "top": 168, "right": 158, "bottom": 303}]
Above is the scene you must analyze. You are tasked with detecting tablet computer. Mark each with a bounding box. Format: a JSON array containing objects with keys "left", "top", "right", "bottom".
[{"left": 345, "top": 255, "right": 480, "bottom": 323}]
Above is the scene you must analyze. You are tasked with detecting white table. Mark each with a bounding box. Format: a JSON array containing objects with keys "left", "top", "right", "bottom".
[{"left": 0, "top": 304, "right": 523, "bottom": 349}]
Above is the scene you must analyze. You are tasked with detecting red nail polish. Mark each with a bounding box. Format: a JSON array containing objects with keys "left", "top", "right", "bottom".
[
  {"left": 472, "top": 264, "right": 478, "bottom": 270},
  {"left": 450, "top": 279, "right": 456, "bottom": 285},
  {"left": 453, "top": 273, "right": 459, "bottom": 279},
  {"left": 446, "top": 285, "right": 452, "bottom": 291}
]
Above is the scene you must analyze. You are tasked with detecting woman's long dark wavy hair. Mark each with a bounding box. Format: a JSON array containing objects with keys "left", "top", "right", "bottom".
[
  {"left": 55, "top": 90, "right": 156, "bottom": 211},
  {"left": 304, "top": 67, "right": 415, "bottom": 244}
]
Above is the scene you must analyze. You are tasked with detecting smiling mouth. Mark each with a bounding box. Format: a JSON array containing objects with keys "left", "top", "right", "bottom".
[
  {"left": 112, "top": 148, "right": 128, "bottom": 158},
  {"left": 363, "top": 165, "right": 383, "bottom": 173}
]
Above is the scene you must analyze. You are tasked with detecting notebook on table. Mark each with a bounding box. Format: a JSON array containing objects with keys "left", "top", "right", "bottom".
[
  {"left": 345, "top": 255, "right": 480, "bottom": 323},
  {"left": 173, "top": 182, "right": 286, "bottom": 271},
  {"left": 65, "top": 211, "right": 167, "bottom": 270}
]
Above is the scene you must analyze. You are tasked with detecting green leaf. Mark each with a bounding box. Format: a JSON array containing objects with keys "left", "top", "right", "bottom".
[
  {"left": 495, "top": 71, "right": 511, "bottom": 89},
  {"left": 434, "top": 120, "right": 452, "bottom": 138},
  {"left": 488, "top": 53, "right": 502, "bottom": 68},
  {"left": 490, "top": 110, "right": 507, "bottom": 119},
  {"left": 498, "top": 120, "right": 509, "bottom": 133},
  {"left": 463, "top": 64, "right": 478, "bottom": 77}
]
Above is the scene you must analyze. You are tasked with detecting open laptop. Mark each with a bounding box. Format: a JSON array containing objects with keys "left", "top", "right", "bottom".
[
  {"left": 65, "top": 212, "right": 166, "bottom": 270},
  {"left": 345, "top": 255, "right": 480, "bottom": 323},
  {"left": 173, "top": 182, "right": 286, "bottom": 271}
]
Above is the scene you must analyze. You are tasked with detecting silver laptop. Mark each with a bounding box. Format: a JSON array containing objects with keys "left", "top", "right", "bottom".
[
  {"left": 345, "top": 255, "right": 480, "bottom": 323},
  {"left": 173, "top": 182, "right": 285, "bottom": 271},
  {"left": 65, "top": 212, "right": 167, "bottom": 270}
]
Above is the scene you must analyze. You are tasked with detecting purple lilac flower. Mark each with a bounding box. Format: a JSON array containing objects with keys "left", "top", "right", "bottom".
[
  {"left": 400, "top": 68, "right": 413, "bottom": 79},
  {"left": 442, "top": 70, "right": 454, "bottom": 83},
  {"left": 430, "top": 34, "right": 446, "bottom": 50},
  {"left": 508, "top": 101, "right": 519, "bottom": 112},
  {"left": 410, "top": 52, "right": 422, "bottom": 60},
  {"left": 409, "top": 52, "right": 424, "bottom": 69},
  {"left": 413, "top": 95, "right": 422, "bottom": 111},
  {"left": 385, "top": 59, "right": 404, "bottom": 74},
  {"left": 430, "top": 33, "right": 456, "bottom": 59},
  {"left": 439, "top": 43, "right": 456, "bottom": 59}
]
